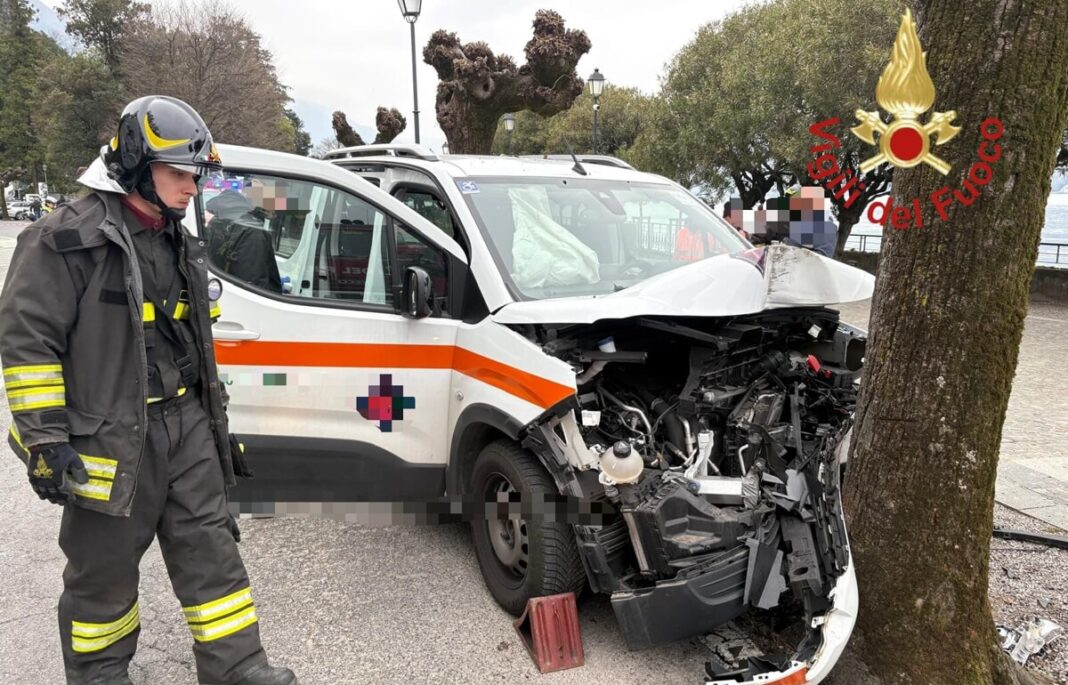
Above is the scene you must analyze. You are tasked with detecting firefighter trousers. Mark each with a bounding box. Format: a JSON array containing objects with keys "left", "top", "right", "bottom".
[{"left": 57, "top": 390, "right": 267, "bottom": 684}]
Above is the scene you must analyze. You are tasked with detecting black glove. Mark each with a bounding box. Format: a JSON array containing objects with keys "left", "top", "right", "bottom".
[
  {"left": 27, "top": 443, "right": 88, "bottom": 505},
  {"left": 228, "top": 433, "right": 254, "bottom": 478}
]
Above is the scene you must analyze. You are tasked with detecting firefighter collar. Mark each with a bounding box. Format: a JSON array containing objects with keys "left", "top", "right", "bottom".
[{"left": 120, "top": 196, "right": 167, "bottom": 232}]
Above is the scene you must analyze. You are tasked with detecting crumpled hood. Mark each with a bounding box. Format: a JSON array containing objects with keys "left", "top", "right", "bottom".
[{"left": 491, "top": 244, "right": 875, "bottom": 325}]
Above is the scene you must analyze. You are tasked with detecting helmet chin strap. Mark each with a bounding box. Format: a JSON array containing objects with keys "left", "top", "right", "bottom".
[{"left": 135, "top": 167, "right": 186, "bottom": 221}]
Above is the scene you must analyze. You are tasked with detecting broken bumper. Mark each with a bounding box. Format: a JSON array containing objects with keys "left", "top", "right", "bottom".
[
  {"left": 611, "top": 547, "right": 750, "bottom": 650},
  {"left": 705, "top": 558, "right": 859, "bottom": 685}
]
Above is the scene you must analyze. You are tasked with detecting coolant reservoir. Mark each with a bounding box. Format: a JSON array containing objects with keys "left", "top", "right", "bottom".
[{"left": 599, "top": 441, "right": 644, "bottom": 484}]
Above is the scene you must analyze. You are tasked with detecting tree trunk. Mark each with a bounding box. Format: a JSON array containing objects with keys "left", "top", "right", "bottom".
[
  {"left": 842, "top": 2, "right": 1068, "bottom": 684},
  {"left": 424, "top": 12, "right": 590, "bottom": 156},
  {"left": 435, "top": 85, "right": 501, "bottom": 154}
]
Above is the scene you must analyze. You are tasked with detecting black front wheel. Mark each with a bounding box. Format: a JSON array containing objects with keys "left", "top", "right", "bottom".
[{"left": 469, "top": 440, "right": 586, "bottom": 615}]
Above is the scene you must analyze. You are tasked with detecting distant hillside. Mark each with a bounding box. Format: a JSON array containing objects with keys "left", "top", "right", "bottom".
[{"left": 29, "top": 0, "right": 78, "bottom": 53}]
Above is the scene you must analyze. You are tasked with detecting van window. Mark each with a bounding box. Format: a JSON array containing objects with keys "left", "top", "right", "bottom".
[
  {"left": 200, "top": 172, "right": 392, "bottom": 306},
  {"left": 398, "top": 188, "right": 456, "bottom": 238},
  {"left": 395, "top": 223, "right": 448, "bottom": 306}
]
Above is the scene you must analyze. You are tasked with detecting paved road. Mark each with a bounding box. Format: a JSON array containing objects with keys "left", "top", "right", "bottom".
[
  {"left": 1, "top": 224, "right": 1065, "bottom": 684},
  {"left": 0, "top": 220, "right": 27, "bottom": 240}
]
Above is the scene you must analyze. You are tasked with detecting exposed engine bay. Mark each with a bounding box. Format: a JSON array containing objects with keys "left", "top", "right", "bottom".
[{"left": 517, "top": 307, "right": 864, "bottom": 680}]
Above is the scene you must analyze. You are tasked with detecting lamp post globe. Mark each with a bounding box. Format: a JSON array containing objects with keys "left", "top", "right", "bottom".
[
  {"left": 398, "top": 0, "right": 423, "bottom": 143},
  {"left": 397, "top": 0, "right": 421, "bottom": 22},
  {"left": 587, "top": 67, "right": 606, "bottom": 98},
  {"left": 502, "top": 112, "right": 516, "bottom": 155},
  {"left": 587, "top": 68, "right": 606, "bottom": 154}
]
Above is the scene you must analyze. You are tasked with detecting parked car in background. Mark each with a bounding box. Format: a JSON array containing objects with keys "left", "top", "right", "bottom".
[{"left": 3, "top": 200, "right": 33, "bottom": 220}]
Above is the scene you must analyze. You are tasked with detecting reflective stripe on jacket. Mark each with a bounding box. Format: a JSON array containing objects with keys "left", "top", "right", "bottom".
[{"left": 0, "top": 190, "right": 233, "bottom": 516}]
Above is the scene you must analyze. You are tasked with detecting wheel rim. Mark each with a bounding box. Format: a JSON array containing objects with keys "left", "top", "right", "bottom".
[{"left": 484, "top": 472, "right": 529, "bottom": 580}]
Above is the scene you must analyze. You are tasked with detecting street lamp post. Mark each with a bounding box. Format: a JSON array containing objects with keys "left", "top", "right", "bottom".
[
  {"left": 397, "top": 0, "right": 423, "bottom": 144},
  {"left": 41, "top": 163, "right": 48, "bottom": 195},
  {"left": 587, "top": 68, "right": 605, "bottom": 154},
  {"left": 502, "top": 113, "right": 516, "bottom": 155}
]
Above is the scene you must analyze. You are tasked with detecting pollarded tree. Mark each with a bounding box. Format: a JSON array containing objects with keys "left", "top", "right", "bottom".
[
  {"left": 373, "top": 107, "right": 406, "bottom": 144},
  {"left": 331, "top": 107, "right": 407, "bottom": 148},
  {"left": 332, "top": 111, "right": 362, "bottom": 148},
  {"left": 842, "top": 1, "right": 1068, "bottom": 683},
  {"left": 423, "top": 9, "right": 590, "bottom": 154}
]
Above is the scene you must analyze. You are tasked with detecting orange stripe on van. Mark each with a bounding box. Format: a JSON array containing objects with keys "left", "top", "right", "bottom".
[{"left": 214, "top": 341, "right": 575, "bottom": 409}]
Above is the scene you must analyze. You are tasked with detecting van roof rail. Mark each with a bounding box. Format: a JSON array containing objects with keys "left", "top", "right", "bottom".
[
  {"left": 519, "top": 154, "right": 635, "bottom": 170},
  {"left": 324, "top": 144, "right": 439, "bottom": 161}
]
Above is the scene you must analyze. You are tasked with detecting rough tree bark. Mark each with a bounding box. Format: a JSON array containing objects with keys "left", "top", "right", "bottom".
[
  {"left": 842, "top": 2, "right": 1068, "bottom": 684},
  {"left": 422, "top": 10, "right": 590, "bottom": 154},
  {"left": 373, "top": 107, "right": 407, "bottom": 144},
  {"left": 331, "top": 107, "right": 408, "bottom": 147}
]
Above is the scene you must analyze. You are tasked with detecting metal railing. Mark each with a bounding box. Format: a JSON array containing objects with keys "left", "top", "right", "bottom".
[{"left": 845, "top": 234, "right": 1068, "bottom": 267}]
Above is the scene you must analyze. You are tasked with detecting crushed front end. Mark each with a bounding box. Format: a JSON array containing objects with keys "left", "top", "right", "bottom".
[{"left": 518, "top": 307, "right": 864, "bottom": 682}]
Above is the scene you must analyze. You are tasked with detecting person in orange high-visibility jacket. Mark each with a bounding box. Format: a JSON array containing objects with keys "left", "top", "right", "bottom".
[
  {"left": 0, "top": 96, "right": 297, "bottom": 685},
  {"left": 673, "top": 224, "right": 719, "bottom": 262}
]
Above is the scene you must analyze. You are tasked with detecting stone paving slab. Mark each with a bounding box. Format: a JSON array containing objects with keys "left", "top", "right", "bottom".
[{"left": 835, "top": 296, "right": 1068, "bottom": 532}]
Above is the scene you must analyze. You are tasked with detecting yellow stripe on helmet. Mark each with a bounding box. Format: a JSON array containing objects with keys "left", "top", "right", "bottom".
[{"left": 143, "top": 114, "right": 191, "bottom": 151}]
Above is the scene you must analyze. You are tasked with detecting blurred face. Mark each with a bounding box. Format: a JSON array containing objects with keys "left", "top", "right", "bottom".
[{"left": 150, "top": 163, "right": 199, "bottom": 212}]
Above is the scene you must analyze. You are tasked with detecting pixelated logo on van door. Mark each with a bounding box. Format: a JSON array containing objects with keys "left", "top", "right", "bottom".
[{"left": 357, "top": 374, "right": 416, "bottom": 432}]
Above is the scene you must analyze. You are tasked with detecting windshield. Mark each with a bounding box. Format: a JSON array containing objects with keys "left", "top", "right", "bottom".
[{"left": 458, "top": 177, "right": 749, "bottom": 300}]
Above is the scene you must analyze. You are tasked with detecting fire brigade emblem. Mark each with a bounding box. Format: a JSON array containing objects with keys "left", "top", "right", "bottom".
[
  {"left": 851, "top": 9, "right": 960, "bottom": 175},
  {"left": 33, "top": 455, "right": 53, "bottom": 479}
]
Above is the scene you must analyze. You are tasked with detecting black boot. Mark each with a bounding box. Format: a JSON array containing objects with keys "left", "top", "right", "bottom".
[{"left": 232, "top": 663, "right": 297, "bottom": 685}]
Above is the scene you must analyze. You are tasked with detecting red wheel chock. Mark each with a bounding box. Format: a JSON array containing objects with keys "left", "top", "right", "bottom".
[{"left": 513, "top": 592, "right": 585, "bottom": 673}]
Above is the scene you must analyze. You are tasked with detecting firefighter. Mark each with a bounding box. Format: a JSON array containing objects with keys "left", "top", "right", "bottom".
[{"left": 0, "top": 96, "right": 298, "bottom": 685}]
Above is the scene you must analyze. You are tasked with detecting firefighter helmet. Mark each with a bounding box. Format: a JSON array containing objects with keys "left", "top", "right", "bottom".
[{"left": 101, "top": 96, "right": 222, "bottom": 218}]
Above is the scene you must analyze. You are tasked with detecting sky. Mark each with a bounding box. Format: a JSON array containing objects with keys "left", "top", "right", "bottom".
[{"left": 36, "top": 0, "right": 747, "bottom": 151}]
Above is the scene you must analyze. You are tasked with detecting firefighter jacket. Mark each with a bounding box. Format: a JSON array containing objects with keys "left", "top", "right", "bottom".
[{"left": 0, "top": 189, "right": 234, "bottom": 516}]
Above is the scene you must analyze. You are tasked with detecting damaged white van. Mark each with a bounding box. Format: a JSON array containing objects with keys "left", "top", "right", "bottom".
[{"left": 87, "top": 144, "right": 872, "bottom": 684}]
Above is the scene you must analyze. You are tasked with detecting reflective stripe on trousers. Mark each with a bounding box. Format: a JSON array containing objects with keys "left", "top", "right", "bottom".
[{"left": 58, "top": 390, "right": 266, "bottom": 684}]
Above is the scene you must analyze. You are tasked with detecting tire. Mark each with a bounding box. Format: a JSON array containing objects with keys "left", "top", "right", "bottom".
[{"left": 469, "top": 439, "right": 586, "bottom": 615}]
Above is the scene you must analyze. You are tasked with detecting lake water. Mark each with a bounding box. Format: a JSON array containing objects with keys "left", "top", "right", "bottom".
[{"left": 848, "top": 192, "right": 1068, "bottom": 267}]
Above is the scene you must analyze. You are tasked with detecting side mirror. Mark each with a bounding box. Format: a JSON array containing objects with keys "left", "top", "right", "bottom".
[{"left": 402, "top": 266, "right": 434, "bottom": 319}]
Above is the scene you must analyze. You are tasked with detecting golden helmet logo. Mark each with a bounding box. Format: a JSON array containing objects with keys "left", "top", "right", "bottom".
[
  {"left": 33, "top": 455, "right": 53, "bottom": 479},
  {"left": 851, "top": 9, "right": 960, "bottom": 174}
]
